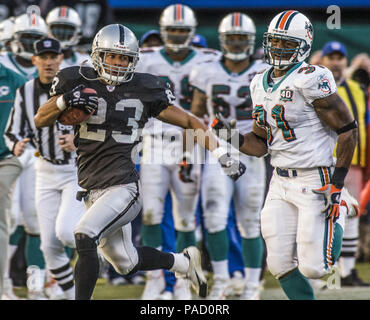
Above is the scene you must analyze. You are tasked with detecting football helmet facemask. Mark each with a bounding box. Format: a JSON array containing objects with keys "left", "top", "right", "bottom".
[
  {"left": 46, "top": 6, "right": 82, "bottom": 50},
  {"left": 218, "top": 12, "right": 256, "bottom": 61},
  {"left": 263, "top": 10, "right": 313, "bottom": 69},
  {"left": 90, "top": 24, "right": 139, "bottom": 85},
  {"left": 159, "top": 4, "right": 197, "bottom": 53},
  {"left": 11, "top": 13, "right": 48, "bottom": 60}
]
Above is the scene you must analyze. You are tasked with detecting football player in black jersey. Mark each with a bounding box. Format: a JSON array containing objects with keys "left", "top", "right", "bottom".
[{"left": 34, "top": 24, "right": 246, "bottom": 300}]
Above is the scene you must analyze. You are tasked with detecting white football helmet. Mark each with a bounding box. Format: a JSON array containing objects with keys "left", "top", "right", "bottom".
[
  {"left": 46, "top": 6, "right": 82, "bottom": 49},
  {"left": 11, "top": 13, "right": 48, "bottom": 60},
  {"left": 218, "top": 12, "right": 256, "bottom": 61},
  {"left": 0, "top": 17, "right": 15, "bottom": 52},
  {"left": 263, "top": 10, "right": 313, "bottom": 69},
  {"left": 159, "top": 4, "right": 197, "bottom": 52},
  {"left": 90, "top": 24, "right": 139, "bottom": 85}
]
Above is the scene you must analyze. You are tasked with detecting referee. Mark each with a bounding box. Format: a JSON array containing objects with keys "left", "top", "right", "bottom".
[{"left": 5, "top": 38, "right": 85, "bottom": 299}]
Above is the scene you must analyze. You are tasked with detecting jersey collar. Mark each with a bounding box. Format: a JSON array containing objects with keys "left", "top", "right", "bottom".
[
  {"left": 262, "top": 62, "right": 303, "bottom": 93},
  {"left": 220, "top": 59, "right": 255, "bottom": 77},
  {"left": 159, "top": 47, "right": 196, "bottom": 66}
]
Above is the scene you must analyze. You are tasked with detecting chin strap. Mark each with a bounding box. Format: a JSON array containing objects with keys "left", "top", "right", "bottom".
[{"left": 78, "top": 59, "right": 103, "bottom": 82}]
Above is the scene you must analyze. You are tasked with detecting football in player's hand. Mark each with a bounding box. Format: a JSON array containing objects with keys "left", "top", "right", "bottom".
[{"left": 58, "top": 88, "right": 97, "bottom": 125}]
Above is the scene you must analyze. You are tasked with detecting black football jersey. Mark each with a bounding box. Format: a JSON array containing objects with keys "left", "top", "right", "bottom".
[{"left": 50, "top": 66, "right": 173, "bottom": 190}]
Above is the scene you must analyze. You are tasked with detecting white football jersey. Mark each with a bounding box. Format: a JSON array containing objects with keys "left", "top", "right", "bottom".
[
  {"left": 190, "top": 59, "right": 268, "bottom": 134},
  {"left": 59, "top": 51, "right": 92, "bottom": 70},
  {"left": 0, "top": 52, "right": 37, "bottom": 80},
  {"left": 250, "top": 61, "right": 337, "bottom": 169},
  {"left": 136, "top": 46, "right": 221, "bottom": 134}
]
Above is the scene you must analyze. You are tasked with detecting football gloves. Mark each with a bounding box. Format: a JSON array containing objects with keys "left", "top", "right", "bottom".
[
  {"left": 63, "top": 84, "right": 98, "bottom": 114},
  {"left": 218, "top": 153, "right": 246, "bottom": 181},
  {"left": 211, "top": 113, "right": 236, "bottom": 141},
  {"left": 313, "top": 184, "right": 342, "bottom": 222},
  {"left": 179, "top": 154, "right": 194, "bottom": 183}
]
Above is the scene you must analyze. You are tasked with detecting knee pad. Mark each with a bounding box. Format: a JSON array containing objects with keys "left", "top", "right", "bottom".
[
  {"left": 74, "top": 233, "right": 97, "bottom": 253},
  {"left": 204, "top": 208, "right": 227, "bottom": 233}
]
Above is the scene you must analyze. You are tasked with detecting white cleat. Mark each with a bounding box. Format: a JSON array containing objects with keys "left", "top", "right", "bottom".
[
  {"left": 225, "top": 271, "right": 245, "bottom": 297},
  {"left": 179, "top": 246, "right": 207, "bottom": 298},
  {"left": 157, "top": 290, "right": 174, "bottom": 300},
  {"left": 141, "top": 270, "right": 165, "bottom": 300},
  {"left": 240, "top": 282, "right": 261, "bottom": 300},
  {"left": 28, "top": 290, "right": 48, "bottom": 300},
  {"left": 1, "top": 278, "right": 24, "bottom": 300},
  {"left": 45, "top": 280, "right": 65, "bottom": 300},
  {"left": 207, "top": 276, "right": 229, "bottom": 300},
  {"left": 174, "top": 277, "right": 192, "bottom": 300}
]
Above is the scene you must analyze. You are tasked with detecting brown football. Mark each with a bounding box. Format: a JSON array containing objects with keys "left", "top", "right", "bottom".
[{"left": 58, "top": 88, "right": 97, "bottom": 125}]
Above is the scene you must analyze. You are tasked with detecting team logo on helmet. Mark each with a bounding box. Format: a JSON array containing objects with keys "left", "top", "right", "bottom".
[{"left": 305, "top": 22, "right": 313, "bottom": 40}]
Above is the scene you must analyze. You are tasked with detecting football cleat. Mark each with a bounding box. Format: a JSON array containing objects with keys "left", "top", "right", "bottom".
[{"left": 141, "top": 270, "right": 165, "bottom": 300}]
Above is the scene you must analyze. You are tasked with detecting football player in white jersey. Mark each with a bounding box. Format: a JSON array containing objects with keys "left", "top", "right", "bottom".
[
  {"left": 0, "top": 12, "right": 50, "bottom": 300},
  {"left": 0, "top": 13, "right": 48, "bottom": 79},
  {"left": 46, "top": 6, "right": 92, "bottom": 70},
  {"left": 136, "top": 3, "right": 220, "bottom": 300},
  {"left": 189, "top": 12, "right": 267, "bottom": 300},
  {"left": 0, "top": 17, "right": 14, "bottom": 53},
  {"left": 211, "top": 10, "right": 358, "bottom": 300}
]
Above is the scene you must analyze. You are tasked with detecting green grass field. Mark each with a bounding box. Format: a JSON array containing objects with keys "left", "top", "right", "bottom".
[{"left": 13, "top": 262, "right": 370, "bottom": 300}]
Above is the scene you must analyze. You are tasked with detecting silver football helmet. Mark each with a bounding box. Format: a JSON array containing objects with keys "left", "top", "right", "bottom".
[
  {"left": 159, "top": 4, "right": 197, "bottom": 52},
  {"left": 46, "top": 6, "right": 82, "bottom": 49},
  {"left": 218, "top": 12, "right": 256, "bottom": 61},
  {"left": 90, "top": 24, "right": 139, "bottom": 85},
  {"left": 11, "top": 13, "right": 48, "bottom": 60}
]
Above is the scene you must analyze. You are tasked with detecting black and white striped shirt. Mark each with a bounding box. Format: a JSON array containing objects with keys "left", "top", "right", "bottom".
[{"left": 5, "top": 77, "right": 76, "bottom": 165}]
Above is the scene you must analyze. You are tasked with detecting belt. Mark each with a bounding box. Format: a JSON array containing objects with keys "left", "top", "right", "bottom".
[
  {"left": 275, "top": 167, "right": 298, "bottom": 178},
  {"left": 41, "top": 157, "right": 70, "bottom": 165}
]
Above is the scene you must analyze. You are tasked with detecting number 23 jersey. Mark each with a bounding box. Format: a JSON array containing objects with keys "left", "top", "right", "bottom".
[
  {"left": 50, "top": 66, "right": 173, "bottom": 190},
  {"left": 250, "top": 62, "right": 337, "bottom": 169}
]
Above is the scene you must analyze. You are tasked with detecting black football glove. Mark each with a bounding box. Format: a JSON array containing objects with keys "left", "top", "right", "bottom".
[
  {"left": 63, "top": 84, "right": 98, "bottom": 114},
  {"left": 218, "top": 153, "right": 246, "bottom": 181}
]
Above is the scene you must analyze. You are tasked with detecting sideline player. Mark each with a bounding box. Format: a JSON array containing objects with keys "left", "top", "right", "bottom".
[
  {"left": 34, "top": 24, "right": 245, "bottom": 300},
  {"left": 5, "top": 38, "right": 86, "bottom": 300},
  {"left": 211, "top": 11, "right": 358, "bottom": 300},
  {"left": 136, "top": 3, "right": 221, "bottom": 300},
  {"left": 46, "top": 6, "right": 91, "bottom": 70},
  {"left": 190, "top": 12, "right": 267, "bottom": 300},
  {"left": 0, "top": 12, "right": 49, "bottom": 300}
]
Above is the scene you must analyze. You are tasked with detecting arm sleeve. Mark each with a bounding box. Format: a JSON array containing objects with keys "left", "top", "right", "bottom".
[
  {"left": 297, "top": 66, "right": 337, "bottom": 104},
  {"left": 5, "top": 88, "right": 28, "bottom": 152}
]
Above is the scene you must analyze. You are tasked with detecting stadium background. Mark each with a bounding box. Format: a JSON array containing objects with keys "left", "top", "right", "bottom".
[{"left": 109, "top": 0, "right": 370, "bottom": 61}]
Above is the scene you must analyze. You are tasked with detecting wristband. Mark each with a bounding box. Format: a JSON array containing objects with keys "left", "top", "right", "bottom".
[
  {"left": 331, "top": 167, "right": 348, "bottom": 189},
  {"left": 212, "top": 146, "right": 228, "bottom": 160},
  {"left": 56, "top": 95, "right": 67, "bottom": 111}
]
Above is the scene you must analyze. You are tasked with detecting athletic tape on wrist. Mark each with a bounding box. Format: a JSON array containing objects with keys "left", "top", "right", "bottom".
[
  {"left": 212, "top": 146, "right": 228, "bottom": 160},
  {"left": 56, "top": 96, "right": 67, "bottom": 111}
]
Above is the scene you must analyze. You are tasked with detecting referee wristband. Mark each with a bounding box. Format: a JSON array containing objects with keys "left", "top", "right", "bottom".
[
  {"left": 212, "top": 146, "right": 227, "bottom": 160},
  {"left": 56, "top": 95, "right": 67, "bottom": 111}
]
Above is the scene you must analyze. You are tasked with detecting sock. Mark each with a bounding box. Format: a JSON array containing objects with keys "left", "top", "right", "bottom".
[
  {"left": 63, "top": 286, "right": 75, "bottom": 300},
  {"left": 9, "top": 225, "right": 24, "bottom": 245},
  {"left": 169, "top": 253, "right": 189, "bottom": 274},
  {"left": 245, "top": 267, "right": 262, "bottom": 285},
  {"left": 206, "top": 229, "right": 229, "bottom": 261},
  {"left": 74, "top": 234, "right": 100, "bottom": 300},
  {"left": 279, "top": 268, "right": 315, "bottom": 300},
  {"left": 242, "top": 236, "right": 264, "bottom": 268},
  {"left": 339, "top": 257, "right": 356, "bottom": 277},
  {"left": 176, "top": 231, "right": 196, "bottom": 253},
  {"left": 25, "top": 234, "right": 45, "bottom": 269},
  {"left": 49, "top": 262, "right": 74, "bottom": 295},
  {"left": 211, "top": 260, "right": 229, "bottom": 279},
  {"left": 141, "top": 224, "right": 162, "bottom": 248},
  {"left": 128, "top": 246, "right": 175, "bottom": 276}
]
